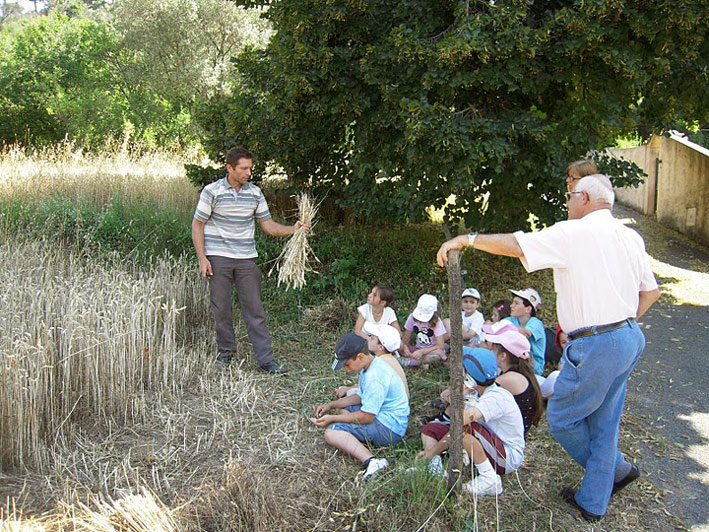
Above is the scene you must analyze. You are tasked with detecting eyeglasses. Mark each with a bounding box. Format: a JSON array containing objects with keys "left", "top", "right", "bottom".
[
  {"left": 566, "top": 174, "right": 582, "bottom": 181},
  {"left": 565, "top": 191, "right": 583, "bottom": 201}
]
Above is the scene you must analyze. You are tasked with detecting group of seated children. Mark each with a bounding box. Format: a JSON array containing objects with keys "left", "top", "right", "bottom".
[{"left": 310, "top": 284, "right": 548, "bottom": 491}]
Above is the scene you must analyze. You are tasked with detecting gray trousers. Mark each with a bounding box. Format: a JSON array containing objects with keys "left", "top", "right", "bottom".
[{"left": 207, "top": 255, "right": 274, "bottom": 365}]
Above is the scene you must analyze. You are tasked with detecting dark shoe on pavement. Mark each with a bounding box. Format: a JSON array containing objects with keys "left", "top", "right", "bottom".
[
  {"left": 259, "top": 360, "right": 288, "bottom": 374},
  {"left": 612, "top": 464, "right": 640, "bottom": 495},
  {"left": 561, "top": 487, "right": 602, "bottom": 522}
]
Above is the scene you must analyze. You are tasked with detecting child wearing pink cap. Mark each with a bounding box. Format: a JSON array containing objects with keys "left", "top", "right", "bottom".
[{"left": 483, "top": 321, "right": 543, "bottom": 435}]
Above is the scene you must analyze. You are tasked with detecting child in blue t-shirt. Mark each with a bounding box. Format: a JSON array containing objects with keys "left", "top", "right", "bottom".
[
  {"left": 311, "top": 333, "right": 410, "bottom": 482},
  {"left": 504, "top": 288, "right": 546, "bottom": 375}
]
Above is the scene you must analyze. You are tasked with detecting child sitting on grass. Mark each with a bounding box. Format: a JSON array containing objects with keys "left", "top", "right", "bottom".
[
  {"left": 400, "top": 294, "right": 446, "bottom": 367},
  {"left": 311, "top": 333, "right": 410, "bottom": 482},
  {"left": 421, "top": 322, "right": 542, "bottom": 436},
  {"left": 483, "top": 321, "right": 543, "bottom": 436},
  {"left": 354, "top": 284, "right": 401, "bottom": 338},
  {"left": 334, "top": 323, "right": 409, "bottom": 399},
  {"left": 416, "top": 348, "right": 525, "bottom": 496},
  {"left": 443, "top": 287, "right": 485, "bottom": 348},
  {"left": 505, "top": 288, "right": 546, "bottom": 375}
]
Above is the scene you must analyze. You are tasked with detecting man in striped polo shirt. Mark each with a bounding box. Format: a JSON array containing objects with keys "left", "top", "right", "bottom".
[{"left": 192, "top": 147, "right": 308, "bottom": 374}]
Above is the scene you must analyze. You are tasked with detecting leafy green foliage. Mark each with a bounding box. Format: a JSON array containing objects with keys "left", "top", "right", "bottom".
[
  {"left": 0, "top": 193, "right": 193, "bottom": 260},
  {"left": 185, "top": 163, "right": 225, "bottom": 190},
  {"left": 0, "top": 2, "right": 270, "bottom": 150},
  {"left": 200, "top": 0, "right": 708, "bottom": 230},
  {"left": 0, "top": 13, "right": 193, "bottom": 148}
]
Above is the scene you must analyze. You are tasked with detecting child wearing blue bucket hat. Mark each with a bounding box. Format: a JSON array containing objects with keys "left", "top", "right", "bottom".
[{"left": 416, "top": 347, "right": 526, "bottom": 496}]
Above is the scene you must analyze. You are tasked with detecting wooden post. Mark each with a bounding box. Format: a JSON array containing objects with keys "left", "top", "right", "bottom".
[{"left": 446, "top": 248, "right": 464, "bottom": 493}]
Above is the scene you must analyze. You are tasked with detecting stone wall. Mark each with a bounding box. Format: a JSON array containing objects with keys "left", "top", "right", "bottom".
[{"left": 611, "top": 134, "right": 709, "bottom": 245}]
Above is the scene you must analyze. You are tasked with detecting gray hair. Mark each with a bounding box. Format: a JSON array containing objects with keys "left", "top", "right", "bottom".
[{"left": 575, "top": 174, "right": 615, "bottom": 207}]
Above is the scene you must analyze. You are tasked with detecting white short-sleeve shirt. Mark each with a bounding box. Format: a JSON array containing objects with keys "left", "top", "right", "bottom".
[
  {"left": 473, "top": 385, "right": 525, "bottom": 470},
  {"left": 514, "top": 209, "right": 658, "bottom": 332},
  {"left": 357, "top": 304, "right": 398, "bottom": 327}
]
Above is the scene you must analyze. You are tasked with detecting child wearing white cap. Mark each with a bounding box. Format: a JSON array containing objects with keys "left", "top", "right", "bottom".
[
  {"left": 505, "top": 288, "right": 547, "bottom": 375},
  {"left": 400, "top": 294, "right": 446, "bottom": 367},
  {"left": 334, "top": 322, "right": 410, "bottom": 399},
  {"left": 443, "top": 287, "right": 485, "bottom": 348},
  {"left": 311, "top": 333, "right": 410, "bottom": 482}
]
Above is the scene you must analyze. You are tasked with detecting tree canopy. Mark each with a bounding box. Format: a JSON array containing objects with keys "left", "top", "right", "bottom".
[
  {"left": 0, "top": 0, "right": 270, "bottom": 149},
  {"left": 198, "top": 0, "right": 708, "bottom": 229}
]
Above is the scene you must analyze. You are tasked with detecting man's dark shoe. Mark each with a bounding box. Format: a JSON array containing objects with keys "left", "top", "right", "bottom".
[
  {"left": 612, "top": 464, "right": 640, "bottom": 495},
  {"left": 259, "top": 361, "right": 288, "bottom": 374},
  {"left": 215, "top": 352, "right": 233, "bottom": 368},
  {"left": 561, "top": 487, "right": 602, "bottom": 522}
]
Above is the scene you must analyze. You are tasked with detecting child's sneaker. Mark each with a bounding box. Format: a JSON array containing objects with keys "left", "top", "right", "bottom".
[
  {"left": 428, "top": 455, "right": 444, "bottom": 476},
  {"left": 398, "top": 357, "right": 419, "bottom": 367},
  {"left": 463, "top": 474, "right": 503, "bottom": 496},
  {"left": 362, "top": 458, "right": 389, "bottom": 482}
]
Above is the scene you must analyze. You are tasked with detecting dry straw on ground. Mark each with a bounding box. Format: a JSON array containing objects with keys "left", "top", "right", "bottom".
[{"left": 269, "top": 193, "right": 319, "bottom": 290}]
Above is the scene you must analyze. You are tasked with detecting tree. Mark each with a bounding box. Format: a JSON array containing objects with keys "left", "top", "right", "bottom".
[
  {"left": 109, "top": 0, "right": 271, "bottom": 108},
  {"left": 0, "top": 13, "right": 192, "bottom": 148},
  {"left": 198, "top": 0, "right": 708, "bottom": 230},
  {"left": 0, "top": 1, "right": 22, "bottom": 27},
  {"left": 0, "top": 14, "right": 125, "bottom": 145}
]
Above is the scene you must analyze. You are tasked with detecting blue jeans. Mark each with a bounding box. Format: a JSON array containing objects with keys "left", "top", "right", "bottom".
[
  {"left": 547, "top": 321, "right": 645, "bottom": 515},
  {"left": 329, "top": 406, "right": 405, "bottom": 447}
]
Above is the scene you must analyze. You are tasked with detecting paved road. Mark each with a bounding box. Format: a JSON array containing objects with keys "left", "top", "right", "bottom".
[{"left": 618, "top": 205, "right": 709, "bottom": 531}]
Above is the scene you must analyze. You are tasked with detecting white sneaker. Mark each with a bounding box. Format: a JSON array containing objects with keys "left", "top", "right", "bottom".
[
  {"left": 362, "top": 458, "right": 389, "bottom": 481},
  {"left": 463, "top": 474, "right": 503, "bottom": 496},
  {"left": 428, "top": 455, "right": 444, "bottom": 476}
]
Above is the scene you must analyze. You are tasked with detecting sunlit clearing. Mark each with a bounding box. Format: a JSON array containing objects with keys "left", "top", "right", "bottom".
[
  {"left": 426, "top": 194, "right": 457, "bottom": 223},
  {"left": 677, "top": 413, "right": 709, "bottom": 486},
  {"left": 619, "top": 216, "right": 709, "bottom": 306}
]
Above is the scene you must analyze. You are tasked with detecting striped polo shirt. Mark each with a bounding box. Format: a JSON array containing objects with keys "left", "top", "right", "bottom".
[{"left": 193, "top": 176, "right": 272, "bottom": 259}]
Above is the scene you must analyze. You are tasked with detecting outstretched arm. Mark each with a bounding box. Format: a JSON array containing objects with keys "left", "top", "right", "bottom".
[
  {"left": 258, "top": 218, "right": 311, "bottom": 237},
  {"left": 437, "top": 234, "right": 524, "bottom": 266}
]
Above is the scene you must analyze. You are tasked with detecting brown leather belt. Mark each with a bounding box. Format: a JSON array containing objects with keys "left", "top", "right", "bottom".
[{"left": 567, "top": 318, "right": 634, "bottom": 341}]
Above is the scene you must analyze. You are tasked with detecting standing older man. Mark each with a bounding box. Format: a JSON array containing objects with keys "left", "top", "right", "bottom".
[
  {"left": 192, "top": 147, "right": 308, "bottom": 374},
  {"left": 437, "top": 174, "right": 660, "bottom": 520}
]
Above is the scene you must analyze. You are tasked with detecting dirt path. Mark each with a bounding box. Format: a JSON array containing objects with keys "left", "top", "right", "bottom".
[{"left": 616, "top": 204, "right": 709, "bottom": 531}]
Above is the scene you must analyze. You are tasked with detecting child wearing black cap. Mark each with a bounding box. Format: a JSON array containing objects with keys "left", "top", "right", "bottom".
[
  {"left": 416, "top": 347, "right": 525, "bottom": 495},
  {"left": 310, "top": 333, "right": 410, "bottom": 481}
]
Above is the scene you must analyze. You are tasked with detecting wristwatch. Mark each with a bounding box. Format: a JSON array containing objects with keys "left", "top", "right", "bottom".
[{"left": 468, "top": 232, "right": 478, "bottom": 249}]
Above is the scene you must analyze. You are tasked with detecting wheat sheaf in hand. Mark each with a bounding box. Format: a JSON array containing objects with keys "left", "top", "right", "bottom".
[{"left": 270, "top": 193, "right": 320, "bottom": 290}]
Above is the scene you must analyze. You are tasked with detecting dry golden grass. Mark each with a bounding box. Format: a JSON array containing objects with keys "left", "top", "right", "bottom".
[
  {"left": 0, "top": 237, "right": 213, "bottom": 471},
  {"left": 270, "top": 193, "right": 320, "bottom": 290},
  {"left": 0, "top": 143, "right": 201, "bottom": 216}
]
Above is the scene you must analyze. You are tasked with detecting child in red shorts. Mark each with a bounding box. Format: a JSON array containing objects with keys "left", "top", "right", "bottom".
[{"left": 417, "top": 348, "right": 525, "bottom": 495}]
